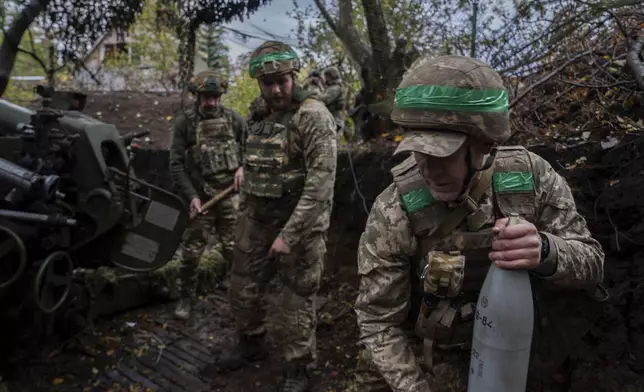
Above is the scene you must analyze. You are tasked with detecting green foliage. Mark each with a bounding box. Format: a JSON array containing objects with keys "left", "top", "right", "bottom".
[
  {"left": 0, "top": 27, "right": 56, "bottom": 102},
  {"left": 221, "top": 63, "right": 259, "bottom": 118},
  {"left": 197, "top": 24, "right": 230, "bottom": 77},
  {"left": 99, "top": 0, "right": 180, "bottom": 91}
]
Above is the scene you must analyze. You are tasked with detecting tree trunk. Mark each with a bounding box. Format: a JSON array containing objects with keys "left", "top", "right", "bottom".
[
  {"left": 314, "top": 0, "right": 419, "bottom": 139},
  {"left": 0, "top": 0, "right": 51, "bottom": 98}
]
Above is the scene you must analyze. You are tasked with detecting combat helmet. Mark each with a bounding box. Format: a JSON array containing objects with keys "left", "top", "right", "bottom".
[
  {"left": 188, "top": 70, "right": 228, "bottom": 95},
  {"left": 249, "top": 41, "right": 300, "bottom": 79},
  {"left": 391, "top": 55, "right": 509, "bottom": 157},
  {"left": 322, "top": 66, "right": 341, "bottom": 81}
]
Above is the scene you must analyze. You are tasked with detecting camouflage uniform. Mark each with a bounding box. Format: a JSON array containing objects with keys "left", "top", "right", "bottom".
[
  {"left": 354, "top": 56, "right": 605, "bottom": 391},
  {"left": 302, "top": 69, "right": 325, "bottom": 97},
  {"left": 318, "top": 66, "right": 348, "bottom": 141},
  {"left": 223, "top": 41, "right": 337, "bottom": 392},
  {"left": 247, "top": 94, "right": 269, "bottom": 126},
  {"left": 169, "top": 70, "right": 247, "bottom": 318}
]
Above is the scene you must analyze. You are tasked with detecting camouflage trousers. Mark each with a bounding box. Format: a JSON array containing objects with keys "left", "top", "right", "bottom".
[
  {"left": 354, "top": 328, "right": 570, "bottom": 392},
  {"left": 175, "top": 190, "right": 237, "bottom": 299},
  {"left": 228, "top": 211, "right": 326, "bottom": 363}
]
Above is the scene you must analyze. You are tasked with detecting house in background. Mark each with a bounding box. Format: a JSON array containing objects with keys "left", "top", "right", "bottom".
[{"left": 74, "top": 30, "right": 208, "bottom": 93}]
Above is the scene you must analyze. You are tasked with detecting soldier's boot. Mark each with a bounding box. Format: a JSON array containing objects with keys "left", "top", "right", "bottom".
[
  {"left": 280, "top": 361, "right": 310, "bottom": 392},
  {"left": 216, "top": 333, "right": 269, "bottom": 372},
  {"left": 173, "top": 297, "right": 192, "bottom": 320}
]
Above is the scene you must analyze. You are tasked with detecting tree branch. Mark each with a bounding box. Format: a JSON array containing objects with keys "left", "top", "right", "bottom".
[
  {"left": 509, "top": 50, "right": 592, "bottom": 108},
  {"left": 0, "top": 0, "right": 52, "bottom": 97},
  {"left": 626, "top": 35, "right": 644, "bottom": 90},
  {"left": 313, "top": 0, "right": 371, "bottom": 66}
]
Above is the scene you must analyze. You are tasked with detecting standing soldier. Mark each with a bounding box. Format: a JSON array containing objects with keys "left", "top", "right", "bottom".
[
  {"left": 217, "top": 41, "right": 337, "bottom": 392},
  {"left": 354, "top": 55, "right": 605, "bottom": 391},
  {"left": 247, "top": 94, "right": 269, "bottom": 126},
  {"left": 168, "top": 70, "right": 246, "bottom": 320},
  {"left": 319, "top": 66, "right": 348, "bottom": 141},
  {"left": 302, "top": 69, "right": 325, "bottom": 96}
]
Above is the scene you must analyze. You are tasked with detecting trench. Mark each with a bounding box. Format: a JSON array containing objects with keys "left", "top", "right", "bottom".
[{"left": 127, "top": 136, "right": 644, "bottom": 391}]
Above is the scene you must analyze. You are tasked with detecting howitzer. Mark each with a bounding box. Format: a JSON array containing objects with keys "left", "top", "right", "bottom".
[{"left": 0, "top": 86, "right": 189, "bottom": 365}]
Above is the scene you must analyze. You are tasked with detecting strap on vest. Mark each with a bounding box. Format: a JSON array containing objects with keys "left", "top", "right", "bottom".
[
  {"left": 416, "top": 165, "right": 494, "bottom": 270},
  {"left": 414, "top": 165, "right": 494, "bottom": 372}
]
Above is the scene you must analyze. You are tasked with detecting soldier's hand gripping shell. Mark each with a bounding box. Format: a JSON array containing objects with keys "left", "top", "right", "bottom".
[{"left": 489, "top": 215, "right": 542, "bottom": 270}]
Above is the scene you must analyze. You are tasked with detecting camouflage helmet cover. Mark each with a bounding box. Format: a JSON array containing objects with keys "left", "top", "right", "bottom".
[
  {"left": 322, "top": 66, "right": 341, "bottom": 81},
  {"left": 249, "top": 41, "right": 300, "bottom": 79},
  {"left": 189, "top": 70, "right": 228, "bottom": 95},
  {"left": 391, "top": 55, "right": 510, "bottom": 158}
]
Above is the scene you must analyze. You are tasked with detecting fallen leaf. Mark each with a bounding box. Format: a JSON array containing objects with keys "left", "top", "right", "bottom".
[
  {"left": 165, "top": 115, "right": 173, "bottom": 121},
  {"left": 609, "top": 180, "right": 619, "bottom": 186},
  {"left": 92, "top": 367, "right": 99, "bottom": 375},
  {"left": 106, "top": 349, "right": 115, "bottom": 356},
  {"left": 52, "top": 378, "right": 65, "bottom": 385},
  {"left": 162, "top": 323, "right": 167, "bottom": 330},
  {"left": 394, "top": 135, "right": 403, "bottom": 142}
]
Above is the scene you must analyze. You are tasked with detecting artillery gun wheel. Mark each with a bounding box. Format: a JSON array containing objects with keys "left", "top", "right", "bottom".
[
  {"left": 0, "top": 225, "right": 28, "bottom": 289},
  {"left": 34, "top": 251, "right": 73, "bottom": 314}
]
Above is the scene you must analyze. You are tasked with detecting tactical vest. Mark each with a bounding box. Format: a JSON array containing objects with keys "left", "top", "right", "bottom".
[
  {"left": 242, "top": 89, "right": 313, "bottom": 199},
  {"left": 392, "top": 146, "right": 605, "bottom": 376},
  {"left": 192, "top": 113, "right": 241, "bottom": 178},
  {"left": 392, "top": 146, "right": 538, "bottom": 345}
]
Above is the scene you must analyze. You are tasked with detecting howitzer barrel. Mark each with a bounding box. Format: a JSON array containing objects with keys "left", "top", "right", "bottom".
[
  {"left": 0, "top": 209, "right": 77, "bottom": 226},
  {"left": 0, "top": 158, "right": 60, "bottom": 200},
  {"left": 0, "top": 99, "right": 34, "bottom": 133}
]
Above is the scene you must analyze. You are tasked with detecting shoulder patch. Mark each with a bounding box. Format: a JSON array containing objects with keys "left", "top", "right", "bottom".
[
  {"left": 493, "top": 172, "right": 534, "bottom": 192},
  {"left": 401, "top": 187, "right": 434, "bottom": 213}
]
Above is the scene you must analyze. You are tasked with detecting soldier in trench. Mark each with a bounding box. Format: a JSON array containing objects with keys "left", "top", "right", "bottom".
[
  {"left": 353, "top": 55, "right": 606, "bottom": 391},
  {"left": 215, "top": 41, "right": 337, "bottom": 392},
  {"left": 318, "top": 66, "right": 349, "bottom": 142},
  {"left": 168, "top": 70, "right": 247, "bottom": 320},
  {"left": 302, "top": 69, "right": 326, "bottom": 97}
]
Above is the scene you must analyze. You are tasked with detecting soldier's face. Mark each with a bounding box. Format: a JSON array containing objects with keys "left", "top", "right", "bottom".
[
  {"left": 258, "top": 73, "right": 294, "bottom": 110},
  {"left": 199, "top": 93, "right": 221, "bottom": 111},
  {"left": 414, "top": 144, "right": 470, "bottom": 202}
]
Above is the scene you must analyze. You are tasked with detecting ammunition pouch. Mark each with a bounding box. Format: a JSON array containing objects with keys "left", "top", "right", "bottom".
[
  {"left": 414, "top": 250, "right": 475, "bottom": 370},
  {"left": 419, "top": 250, "right": 465, "bottom": 298}
]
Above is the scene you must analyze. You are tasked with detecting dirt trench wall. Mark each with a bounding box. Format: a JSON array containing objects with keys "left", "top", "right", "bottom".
[{"left": 132, "top": 142, "right": 644, "bottom": 391}]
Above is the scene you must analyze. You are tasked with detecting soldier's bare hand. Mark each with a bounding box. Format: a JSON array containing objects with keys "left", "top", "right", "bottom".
[
  {"left": 269, "top": 237, "right": 291, "bottom": 257},
  {"left": 189, "top": 197, "right": 202, "bottom": 219},
  {"left": 234, "top": 167, "right": 244, "bottom": 191},
  {"left": 489, "top": 217, "right": 541, "bottom": 270}
]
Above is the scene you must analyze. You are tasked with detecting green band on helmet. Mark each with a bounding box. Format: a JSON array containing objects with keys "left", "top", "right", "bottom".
[
  {"left": 249, "top": 51, "right": 298, "bottom": 78},
  {"left": 493, "top": 172, "right": 534, "bottom": 192},
  {"left": 394, "top": 85, "right": 509, "bottom": 113}
]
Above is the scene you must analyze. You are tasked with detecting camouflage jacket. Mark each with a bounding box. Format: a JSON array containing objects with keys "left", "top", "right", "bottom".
[
  {"left": 169, "top": 107, "right": 247, "bottom": 201},
  {"left": 243, "top": 89, "right": 337, "bottom": 247},
  {"left": 354, "top": 150, "right": 604, "bottom": 391},
  {"left": 303, "top": 78, "right": 325, "bottom": 97},
  {"left": 247, "top": 95, "right": 269, "bottom": 126},
  {"left": 318, "top": 83, "right": 347, "bottom": 129}
]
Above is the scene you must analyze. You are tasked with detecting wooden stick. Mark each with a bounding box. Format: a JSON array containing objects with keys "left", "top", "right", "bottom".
[{"left": 190, "top": 185, "right": 235, "bottom": 221}]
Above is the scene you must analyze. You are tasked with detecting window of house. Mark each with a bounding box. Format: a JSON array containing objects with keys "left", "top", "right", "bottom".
[{"left": 104, "top": 43, "right": 128, "bottom": 62}]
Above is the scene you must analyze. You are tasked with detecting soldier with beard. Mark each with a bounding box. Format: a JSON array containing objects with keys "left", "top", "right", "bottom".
[
  {"left": 216, "top": 41, "right": 337, "bottom": 392},
  {"left": 168, "top": 70, "right": 247, "bottom": 320}
]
